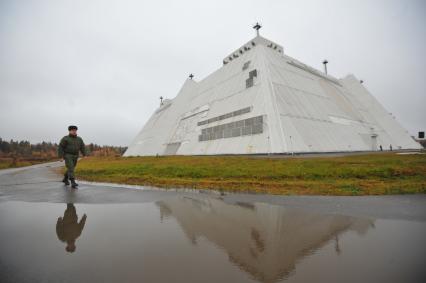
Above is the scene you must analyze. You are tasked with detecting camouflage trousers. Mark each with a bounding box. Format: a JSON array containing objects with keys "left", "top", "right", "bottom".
[{"left": 64, "top": 154, "right": 78, "bottom": 179}]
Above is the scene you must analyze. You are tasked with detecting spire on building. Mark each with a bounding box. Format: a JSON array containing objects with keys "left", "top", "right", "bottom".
[{"left": 253, "top": 22, "right": 262, "bottom": 36}]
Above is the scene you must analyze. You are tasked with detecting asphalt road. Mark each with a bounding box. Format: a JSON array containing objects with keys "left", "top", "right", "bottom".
[
  {"left": 1, "top": 162, "right": 425, "bottom": 283},
  {"left": 0, "top": 161, "right": 425, "bottom": 221}
]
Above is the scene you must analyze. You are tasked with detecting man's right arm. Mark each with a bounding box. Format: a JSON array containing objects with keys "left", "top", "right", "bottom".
[
  {"left": 56, "top": 217, "right": 65, "bottom": 241},
  {"left": 58, "top": 137, "right": 66, "bottom": 159}
]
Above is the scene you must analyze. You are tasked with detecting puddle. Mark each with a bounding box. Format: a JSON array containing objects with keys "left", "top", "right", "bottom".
[{"left": 0, "top": 197, "right": 425, "bottom": 283}]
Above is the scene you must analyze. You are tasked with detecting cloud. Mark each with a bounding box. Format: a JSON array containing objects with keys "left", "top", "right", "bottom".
[{"left": 1, "top": 0, "right": 425, "bottom": 145}]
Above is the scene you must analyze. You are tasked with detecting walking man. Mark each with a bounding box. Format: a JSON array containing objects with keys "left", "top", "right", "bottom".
[
  {"left": 56, "top": 203, "right": 87, "bottom": 253},
  {"left": 58, "top": 125, "right": 87, "bottom": 188}
]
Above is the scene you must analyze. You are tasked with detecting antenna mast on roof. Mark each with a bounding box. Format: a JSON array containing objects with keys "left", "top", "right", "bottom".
[
  {"left": 322, "top": 59, "right": 328, "bottom": 75},
  {"left": 253, "top": 22, "right": 262, "bottom": 36}
]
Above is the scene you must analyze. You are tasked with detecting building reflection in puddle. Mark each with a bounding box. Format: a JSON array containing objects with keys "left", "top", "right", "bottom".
[
  {"left": 156, "top": 196, "right": 374, "bottom": 283},
  {"left": 56, "top": 203, "right": 87, "bottom": 253}
]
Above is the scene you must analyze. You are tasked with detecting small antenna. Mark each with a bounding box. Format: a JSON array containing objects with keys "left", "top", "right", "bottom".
[
  {"left": 159, "top": 96, "right": 163, "bottom": 105},
  {"left": 253, "top": 22, "right": 262, "bottom": 36},
  {"left": 189, "top": 73, "right": 194, "bottom": 80},
  {"left": 322, "top": 59, "right": 328, "bottom": 75}
]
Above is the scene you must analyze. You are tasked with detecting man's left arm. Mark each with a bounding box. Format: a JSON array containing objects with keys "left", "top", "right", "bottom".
[
  {"left": 78, "top": 214, "right": 87, "bottom": 232},
  {"left": 79, "top": 138, "right": 88, "bottom": 157}
]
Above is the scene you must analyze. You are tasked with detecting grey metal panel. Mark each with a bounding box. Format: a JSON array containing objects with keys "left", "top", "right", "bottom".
[
  {"left": 246, "top": 77, "right": 254, "bottom": 88},
  {"left": 249, "top": 69, "right": 257, "bottom": 78},
  {"left": 197, "top": 106, "right": 252, "bottom": 126},
  {"left": 252, "top": 124, "right": 263, "bottom": 135},
  {"left": 242, "top": 61, "right": 251, "bottom": 70},
  {"left": 242, "top": 126, "right": 252, "bottom": 136},
  {"left": 199, "top": 115, "right": 264, "bottom": 142},
  {"left": 224, "top": 128, "right": 232, "bottom": 138},
  {"left": 231, "top": 128, "right": 241, "bottom": 137},
  {"left": 164, "top": 142, "right": 182, "bottom": 155}
]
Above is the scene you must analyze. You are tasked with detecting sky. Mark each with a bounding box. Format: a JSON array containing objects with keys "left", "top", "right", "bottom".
[{"left": 0, "top": 0, "right": 425, "bottom": 146}]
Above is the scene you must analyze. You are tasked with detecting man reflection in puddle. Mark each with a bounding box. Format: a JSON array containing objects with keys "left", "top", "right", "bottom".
[{"left": 56, "top": 203, "right": 87, "bottom": 253}]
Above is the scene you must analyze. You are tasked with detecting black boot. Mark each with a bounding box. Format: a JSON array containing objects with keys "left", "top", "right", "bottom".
[
  {"left": 70, "top": 178, "right": 79, "bottom": 189},
  {"left": 62, "top": 174, "right": 70, "bottom": 186}
]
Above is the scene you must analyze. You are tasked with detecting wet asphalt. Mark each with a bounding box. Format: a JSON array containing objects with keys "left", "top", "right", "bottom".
[
  {"left": 0, "top": 161, "right": 425, "bottom": 221},
  {"left": 1, "top": 162, "right": 426, "bottom": 283}
]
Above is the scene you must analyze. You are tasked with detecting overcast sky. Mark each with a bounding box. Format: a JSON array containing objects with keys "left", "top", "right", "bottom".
[{"left": 1, "top": 0, "right": 425, "bottom": 146}]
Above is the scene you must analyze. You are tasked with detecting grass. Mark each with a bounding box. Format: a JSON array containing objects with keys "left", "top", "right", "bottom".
[{"left": 74, "top": 153, "right": 426, "bottom": 196}]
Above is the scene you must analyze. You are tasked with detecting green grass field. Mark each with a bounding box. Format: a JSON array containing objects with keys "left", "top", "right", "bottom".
[{"left": 75, "top": 153, "right": 426, "bottom": 195}]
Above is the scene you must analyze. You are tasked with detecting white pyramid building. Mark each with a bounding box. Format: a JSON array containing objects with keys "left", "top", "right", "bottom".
[{"left": 124, "top": 33, "right": 421, "bottom": 156}]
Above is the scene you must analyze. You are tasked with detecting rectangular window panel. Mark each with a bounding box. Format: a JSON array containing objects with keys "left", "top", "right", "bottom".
[
  {"left": 242, "top": 61, "right": 251, "bottom": 70},
  {"left": 246, "top": 77, "right": 253, "bottom": 88},
  {"left": 244, "top": 118, "right": 254, "bottom": 126},
  {"left": 198, "top": 115, "right": 264, "bottom": 142},
  {"left": 235, "top": 120, "right": 244, "bottom": 128},
  {"left": 252, "top": 124, "right": 263, "bottom": 134},
  {"left": 242, "top": 126, "right": 252, "bottom": 136},
  {"left": 224, "top": 128, "right": 232, "bottom": 138},
  {"left": 231, "top": 128, "right": 241, "bottom": 137},
  {"left": 197, "top": 107, "right": 251, "bottom": 126},
  {"left": 249, "top": 69, "right": 257, "bottom": 79}
]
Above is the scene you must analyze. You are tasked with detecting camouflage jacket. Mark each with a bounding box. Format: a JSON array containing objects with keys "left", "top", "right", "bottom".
[{"left": 58, "top": 134, "right": 87, "bottom": 157}]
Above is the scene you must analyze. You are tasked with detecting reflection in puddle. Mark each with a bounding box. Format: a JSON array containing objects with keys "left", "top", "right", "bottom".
[
  {"left": 0, "top": 196, "right": 424, "bottom": 283},
  {"left": 56, "top": 203, "right": 87, "bottom": 253},
  {"left": 156, "top": 197, "right": 374, "bottom": 282}
]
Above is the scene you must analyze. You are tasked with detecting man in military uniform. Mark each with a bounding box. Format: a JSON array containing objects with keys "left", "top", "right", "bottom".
[
  {"left": 58, "top": 125, "right": 87, "bottom": 188},
  {"left": 56, "top": 203, "right": 87, "bottom": 253}
]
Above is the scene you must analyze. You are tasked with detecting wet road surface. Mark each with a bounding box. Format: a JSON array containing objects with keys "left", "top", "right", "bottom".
[{"left": 1, "top": 162, "right": 425, "bottom": 283}]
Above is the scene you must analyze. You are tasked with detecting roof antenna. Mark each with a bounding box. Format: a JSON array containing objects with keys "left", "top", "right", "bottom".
[
  {"left": 322, "top": 59, "right": 328, "bottom": 75},
  {"left": 159, "top": 96, "right": 163, "bottom": 105},
  {"left": 189, "top": 73, "right": 194, "bottom": 80},
  {"left": 253, "top": 22, "right": 262, "bottom": 37}
]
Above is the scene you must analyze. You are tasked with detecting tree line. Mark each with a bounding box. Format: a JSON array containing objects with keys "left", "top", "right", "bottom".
[{"left": 0, "top": 137, "right": 127, "bottom": 161}]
